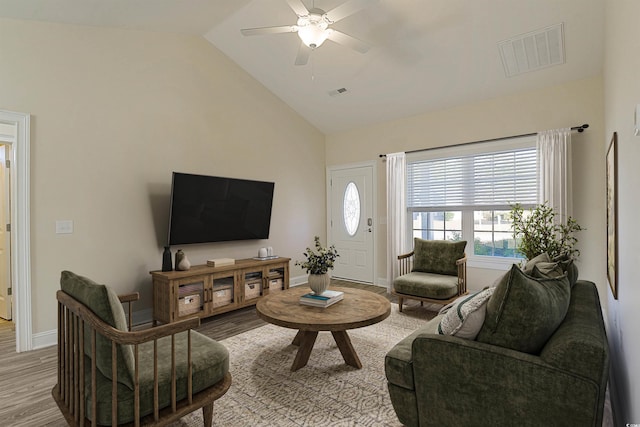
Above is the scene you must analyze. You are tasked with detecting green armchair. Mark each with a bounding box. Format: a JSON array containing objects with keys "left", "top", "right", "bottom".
[
  {"left": 392, "top": 238, "right": 467, "bottom": 311},
  {"left": 52, "top": 271, "right": 231, "bottom": 426}
]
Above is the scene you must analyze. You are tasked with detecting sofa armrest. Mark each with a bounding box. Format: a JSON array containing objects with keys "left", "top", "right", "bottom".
[{"left": 411, "top": 334, "right": 604, "bottom": 426}]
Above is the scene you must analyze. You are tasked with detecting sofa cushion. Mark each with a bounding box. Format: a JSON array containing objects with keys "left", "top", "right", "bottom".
[
  {"left": 412, "top": 238, "right": 466, "bottom": 276},
  {"left": 60, "top": 271, "right": 135, "bottom": 389},
  {"left": 385, "top": 314, "right": 443, "bottom": 390},
  {"left": 476, "top": 264, "right": 570, "bottom": 354},
  {"left": 437, "top": 287, "right": 495, "bottom": 340},
  {"left": 85, "top": 330, "right": 229, "bottom": 425},
  {"left": 394, "top": 272, "right": 459, "bottom": 300}
]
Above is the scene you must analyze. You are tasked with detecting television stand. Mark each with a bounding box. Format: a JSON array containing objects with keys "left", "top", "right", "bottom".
[{"left": 151, "top": 257, "right": 290, "bottom": 324}]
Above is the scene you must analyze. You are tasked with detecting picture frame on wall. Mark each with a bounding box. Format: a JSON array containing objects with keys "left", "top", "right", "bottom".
[{"left": 606, "top": 132, "right": 618, "bottom": 299}]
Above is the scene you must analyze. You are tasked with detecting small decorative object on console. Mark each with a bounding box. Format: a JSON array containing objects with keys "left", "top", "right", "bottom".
[
  {"left": 161, "top": 246, "right": 173, "bottom": 271},
  {"left": 175, "top": 249, "right": 191, "bottom": 271},
  {"left": 207, "top": 258, "right": 235, "bottom": 267}
]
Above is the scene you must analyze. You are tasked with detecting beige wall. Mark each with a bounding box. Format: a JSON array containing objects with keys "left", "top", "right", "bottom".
[
  {"left": 0, "top": 18, "right": 326, "bottom": 334},
  {"left": 327, "top": 77, "right": 606, "bottom": 301},
  {"left": 604, "top": 1, "right": 640, "bottom": 424}
]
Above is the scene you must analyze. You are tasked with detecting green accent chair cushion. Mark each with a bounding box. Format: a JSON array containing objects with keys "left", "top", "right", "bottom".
[
  {"left": 393, "top": 272, "right": 459, "bottom": 300},
  {"left": 477, "top": 264, "right": 570, "bottom": 354},
  {"left": 412, "top": 238, "right": 466, "bottom": 276},
  {"left": 85, "top": 331, "right": 229, "bottom": 425},
  {"left": 60, "top": 271, "right": 135, "bottom": 389}
]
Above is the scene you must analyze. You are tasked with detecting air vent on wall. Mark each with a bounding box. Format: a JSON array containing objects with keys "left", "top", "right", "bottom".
[
  {"left": 498, "top": 23, "right": 565, "bottom": 77},
  {"left": 328, "top": 87, "right": 349, "bottom": 97}
]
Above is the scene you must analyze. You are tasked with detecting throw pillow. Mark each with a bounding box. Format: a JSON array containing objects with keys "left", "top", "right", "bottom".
[
  {"left": 531, "top": 261, "right": 565, "bottom": 279},
  {"left": 412, "top": 238, "right": 466, "bottom": 276},
  {"left": 437, "top": 287, "right": 495, "bottom": 340},
  {"left": 476, "top": 264, "right": 570, "bottom": 354},
  {"left": 522, "top": 252, "right": 551, "bottom": 275},
  {"left": 553, "top": 254, "right": 579, "bottom": 287}
]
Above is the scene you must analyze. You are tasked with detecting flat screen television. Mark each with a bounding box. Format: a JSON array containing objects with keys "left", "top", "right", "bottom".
[{"left": 168, "top": 172, "right": 275, "bottom": 245}]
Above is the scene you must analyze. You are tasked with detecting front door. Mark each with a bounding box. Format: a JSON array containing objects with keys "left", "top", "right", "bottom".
[
  {"left": 328, "top": 164, "right": 374, "bottom": 283},
  {"left": 0, "top": 144, "right": 11, "bottom": 320}
]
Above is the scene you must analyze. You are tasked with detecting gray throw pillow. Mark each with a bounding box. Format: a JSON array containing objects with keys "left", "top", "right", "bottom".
[
  {"left": 522, "top": 252, "right": 551, "bottom": 275},
  {"left": 412, "top": 238, "right": 466, "bottom": 276},
  {"left": 476, "top": 264, "right": 570, "bottom": 354},
  {"left": 437, "top": 287, "right": 495, "bottom": 340},
  {"left": 552, "top": 254, "right": 579, "bottom": 287}
]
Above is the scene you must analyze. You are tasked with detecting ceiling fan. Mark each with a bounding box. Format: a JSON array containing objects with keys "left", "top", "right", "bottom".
[{"left": 240, "top": 0, "right": 377, "bottom": 66}]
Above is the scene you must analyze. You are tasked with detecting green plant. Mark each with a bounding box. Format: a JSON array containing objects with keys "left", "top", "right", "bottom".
[
  {"left": 510, "top": 203, "right": 584, "bottom": 260},
  {"left": 295, "top": 236, "right": 339, "bottom": 275}
]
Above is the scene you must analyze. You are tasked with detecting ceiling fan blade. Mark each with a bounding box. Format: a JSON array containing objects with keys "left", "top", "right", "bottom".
[
  {"left": 286, "top": 0, "right": 310, "bottom": 17},
  {"left": 324, "top": 0, "right": 378, "bottom": 23},
  {"left": 326, "top": 30, "right": 371, "bottom": 53},
  {"left": 241, "top": 25, "right": 297, "bottom": 36},
  {"left": 295, "top": 41, "right": 310, "bottom": 66}
]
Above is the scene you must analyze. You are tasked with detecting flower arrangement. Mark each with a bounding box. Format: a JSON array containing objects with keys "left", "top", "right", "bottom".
[{"left": 295, "top": 236, "right": 339, "bottom": 275}]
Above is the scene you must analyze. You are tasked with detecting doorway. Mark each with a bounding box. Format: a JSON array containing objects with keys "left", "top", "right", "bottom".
[
  {"left": 0, "top": 142, "right": 12, "bottom": 321},
  {"left": 327, "top": 163, "right": 376, "bottom": 283},
  {"left": 0, "top": 110, "right": 31, "bottom": 352}
]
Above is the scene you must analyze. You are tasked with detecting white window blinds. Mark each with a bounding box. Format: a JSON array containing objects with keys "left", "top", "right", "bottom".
[{"left": 407, "top": 147, "right": 537, "bottom": 209}]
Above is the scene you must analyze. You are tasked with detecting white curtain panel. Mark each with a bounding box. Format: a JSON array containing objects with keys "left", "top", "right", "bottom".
[
  {"left": 537, "top": 128, "right": 573, "bottom": 221},
  {"left": 386, "top": 152, "right": 407, "bottom": 291}
]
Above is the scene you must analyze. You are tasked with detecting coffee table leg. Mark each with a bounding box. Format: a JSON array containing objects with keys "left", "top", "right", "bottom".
[
  {"left": 332, "top": 330, "right": 362, "bottom": 369},
  {"left": 291, "top": 330, "right": 318, "bottom": 372}
]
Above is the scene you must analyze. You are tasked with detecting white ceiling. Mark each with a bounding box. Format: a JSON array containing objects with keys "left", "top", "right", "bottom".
[{"left": 0, "top": 0, "right": 605, "bottom": 134}]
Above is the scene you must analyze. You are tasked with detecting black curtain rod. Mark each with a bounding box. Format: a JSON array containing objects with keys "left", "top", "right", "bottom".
[{"left": 379, "top": 124, "right": 589, "bottom": 158}]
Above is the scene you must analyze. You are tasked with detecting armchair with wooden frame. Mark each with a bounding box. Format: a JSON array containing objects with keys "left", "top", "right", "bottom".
[
  {"left": 392, "top": 239, "right": 467, "bottom": 312},
  {"left": 52, "top": 271, "right": 231, "bottom": 427}
]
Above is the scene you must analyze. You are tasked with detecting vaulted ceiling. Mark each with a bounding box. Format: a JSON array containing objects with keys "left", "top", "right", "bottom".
[{"left": 0, "top": 0, "right": 604, "bottom": 133}]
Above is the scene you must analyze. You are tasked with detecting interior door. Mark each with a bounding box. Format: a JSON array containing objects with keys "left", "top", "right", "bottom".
[
  {"left": 0, "top": 144, "right": 11, "bottom": 320},
  {"left": 329, "top": 164, "right": 374, "bottom": 283}
]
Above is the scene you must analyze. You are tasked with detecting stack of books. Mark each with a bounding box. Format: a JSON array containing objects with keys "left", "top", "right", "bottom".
[
  {"left": 299, "top": 290, "right": 344, "bottom": 308},
  {"left": 207, "top": 258, "right": 235, "bottom": 267}
]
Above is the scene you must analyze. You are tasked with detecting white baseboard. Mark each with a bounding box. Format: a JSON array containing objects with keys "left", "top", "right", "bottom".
[{"left": 32, "top": 329, "right": 57, "bottom": 349}]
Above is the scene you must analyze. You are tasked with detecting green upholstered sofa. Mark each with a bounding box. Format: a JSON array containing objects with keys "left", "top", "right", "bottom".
[
  {"left": 385, "top": 266, "right": 609, "bottom": 426},
  {"left": 52, "top": 271, "right": 231, "bottom": 426}
]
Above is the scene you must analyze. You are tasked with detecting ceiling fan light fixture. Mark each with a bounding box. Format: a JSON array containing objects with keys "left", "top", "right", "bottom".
[{"left": 297, "top": 14, "right": 330, "bottom": 49}]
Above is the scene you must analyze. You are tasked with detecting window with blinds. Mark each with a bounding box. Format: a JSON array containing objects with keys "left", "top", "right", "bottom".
[
  {"left": 406, "top": 140, "right": 537, "bottom": 261},
  {"left": 407, "top": 148, "right": 537, "bottom": 209}
]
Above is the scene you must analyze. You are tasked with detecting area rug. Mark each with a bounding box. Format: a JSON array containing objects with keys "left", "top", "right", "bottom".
[{"left": 170, "top": 304, "right": 435, "bottom": 427}]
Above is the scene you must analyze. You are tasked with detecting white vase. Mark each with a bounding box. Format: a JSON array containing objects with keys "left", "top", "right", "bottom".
[
  {"left": 308, "top": 273, "right": 330, "bottom": 295},
  {"left": 177, "top": 253, "right": 191, "bottom": 271}
]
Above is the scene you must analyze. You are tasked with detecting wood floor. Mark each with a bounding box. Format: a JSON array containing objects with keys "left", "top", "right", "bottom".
[
  {"left": 0, "top": 280, "right": 394, "bottom": 426},
  {"left": 0, "top": 280, "right": 614, "bottom": 426}
]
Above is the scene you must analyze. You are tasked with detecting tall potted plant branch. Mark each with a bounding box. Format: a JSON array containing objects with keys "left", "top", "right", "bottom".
[{"left": 510, "top": 202, "right": 584, "bottom": 260}]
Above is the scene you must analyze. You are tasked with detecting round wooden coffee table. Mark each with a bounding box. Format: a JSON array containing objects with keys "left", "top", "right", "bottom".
[{"left": 256, "top": 286, "right": 391, "bottom": 371}]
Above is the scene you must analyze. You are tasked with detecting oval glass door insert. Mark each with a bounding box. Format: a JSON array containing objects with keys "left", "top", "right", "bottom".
[{"left": 343, "top": 182, "right": 361, "bottom": 236}]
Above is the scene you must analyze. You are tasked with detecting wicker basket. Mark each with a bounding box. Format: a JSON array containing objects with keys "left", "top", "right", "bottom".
[{"left": 178, "top": 294, "right": 201, "bottom": 316}]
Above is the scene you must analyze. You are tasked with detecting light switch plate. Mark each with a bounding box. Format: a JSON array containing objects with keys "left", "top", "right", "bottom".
[{"left": 56, "top": 220, "right": 73, "bottom": 234}]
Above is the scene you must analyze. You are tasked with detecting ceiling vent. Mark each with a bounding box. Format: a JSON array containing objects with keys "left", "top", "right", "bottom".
[
  {"left": 328, "top": 87, "right": 349, "bottom": 97},
  {"left": 498, "top": 23, "right": 565, "bottom": 77}
]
